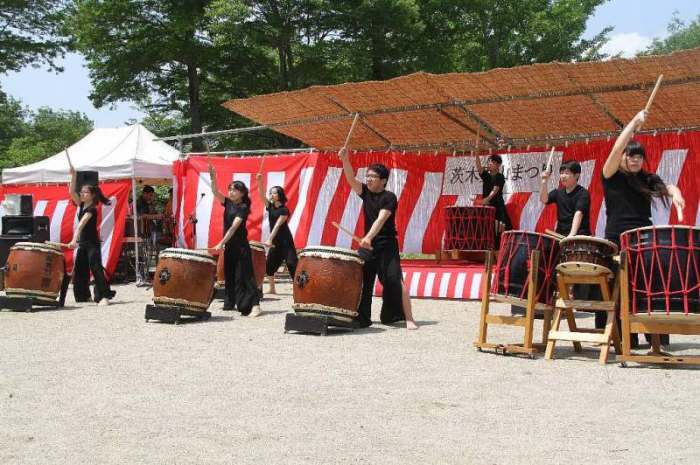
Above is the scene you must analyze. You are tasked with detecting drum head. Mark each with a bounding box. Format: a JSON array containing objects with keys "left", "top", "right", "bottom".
[
  {"left": 299, "top": 246, "right": 363, "bottom": 264},
  {"left": 556, "top": 261, "right": 613, "bottom": 276},
  {"left": 159, "top": 248, "right": 216, "bottom": 265},
  {"left": 11, "top": 242, "right": 63, "bottom": 255}
]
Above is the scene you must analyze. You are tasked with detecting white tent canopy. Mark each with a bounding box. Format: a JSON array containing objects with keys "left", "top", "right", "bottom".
[{"left": 1, "top": 124, "right": 180, "bottom": 185}]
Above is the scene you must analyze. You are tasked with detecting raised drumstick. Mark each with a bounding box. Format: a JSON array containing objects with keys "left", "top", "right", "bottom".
[
  {"left": 332, "top": 221, "right": 371, "bottom": 249},
  {"left": 644, "top": 74, "right": 664, "bottom": 113},
  {"left": 546, "top": 146, "right": 555, "bottom": 174},
  {"left": 342, "top": 113, "right": 361, "bottom": 151}
]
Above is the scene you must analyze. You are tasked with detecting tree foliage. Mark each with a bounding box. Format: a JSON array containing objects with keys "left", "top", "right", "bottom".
[
  {"left": 643, "top": 13, "right": 700, "bottom": 55},
  {"left": 0, "top": 0, "right": 70, "bottom": 74}
]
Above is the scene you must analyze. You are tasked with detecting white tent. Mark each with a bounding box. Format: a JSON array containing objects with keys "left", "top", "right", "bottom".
[{"left": 1, "top": 124, "right": 179, "bottom": 184}]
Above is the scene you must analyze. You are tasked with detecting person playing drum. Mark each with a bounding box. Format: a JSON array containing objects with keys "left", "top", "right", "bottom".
[
  {"left": 539, "top": 160, "right": 591, "bottom": 237},
  {"left": 474, "top": 153, "right": 512, "bottom": 234},
  {"left": 68, "top": 167, "right": 116, "bottom": 306},
  {"left": 601, "top": 109, "right": 686, "bottom": 348},
  {"left": 209, "top": 163, "right": 261, "bottom": 317},
  {"left": 255, "top": 174, "right": 298, "bottom": 295},
  {"left": 338, "top": 149, "right": 418, "bottom": 330}
]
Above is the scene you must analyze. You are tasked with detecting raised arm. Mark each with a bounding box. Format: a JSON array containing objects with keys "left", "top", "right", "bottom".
[
  {"left": 67, "top": 158, "right": 80, "bottom": 205},
  {"left": 208, "top": 162, "right": 226, "bottom": 204},
  {"left": 474, "top": 152, "right": 484, "bottom": 174},
  {"left": 539, "top": 169, "right": 551, "bottom": 204},
  {"left": 359, "top": 209, "right": 391, "bottom": 249},
  {"left": 339, "top": 147, "right": 363, "bottom": 195},
  {"left": 255, "top": 173, "right": 270, "bottom": 208},
  {"left": 603, "top": 110, "right": 646, "bottom": 179}
]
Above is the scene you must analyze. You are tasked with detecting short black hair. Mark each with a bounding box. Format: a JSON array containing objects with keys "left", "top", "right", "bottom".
[
  {"left": 368, "top": 163, "right": 390, "bottom": 180},
  {"left": 488, "top": 154, "right": 502, "bottom": 165},
  {"left": 559, "top": 160, "right": 581, "bottom": 175},
  {"left": 142, "top": 185, "right": 155, "bottom": 193},
  {"left": 625, "top": 140, "right": 646, "bottom": 158}
]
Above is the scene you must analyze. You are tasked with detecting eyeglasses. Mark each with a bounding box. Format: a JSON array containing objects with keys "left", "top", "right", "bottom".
[
  {"left": 365, "top": 174, "right": 380, "bottom": 179},
  {"left": 626, "top": 154, "right": 643, "bottom": 161}
]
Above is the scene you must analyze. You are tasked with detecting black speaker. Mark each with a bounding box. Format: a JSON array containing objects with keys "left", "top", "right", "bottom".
[
  {"left": 76, "top": 171, "right": 99, "bottom": 192},
  {"left": 1, "top": 216, "right": 50, "bottom": 242},
  {"left": 19, "top": 195, "right": 33, "bottom": 216}
]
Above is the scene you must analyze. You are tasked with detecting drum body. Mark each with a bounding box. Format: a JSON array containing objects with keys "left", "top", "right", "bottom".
[
  {"left": 557, "top": 236, "right": 618, "bottom": 276},
  {"left": 215, "top": 241, "right": 266, "bottom": 289},
  {"left": 153, "top": 248, "right": 216, "bottom": 311},
  {"left": 444, "top": 206, "right": 496, "bottom": 250},
  {"left": 491, "top": 231, "right": 559, "bottom": 306},
  {"left": 621, "top": 226, "right": 700, "bottom": 313},
  {"left": 292, "top": 246, "right": 364, "bottom": 321},
  {"left": 4, "top": 242, "right": 65, "bottom": 303}
]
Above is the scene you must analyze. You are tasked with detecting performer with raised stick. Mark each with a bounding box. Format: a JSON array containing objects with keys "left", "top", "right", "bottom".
[
  {"left": 600, "top": 75, "right": 685, "bottom": 349},
  {"left": 66, "top": 153, "right": 116, "bottom": 306},
  {"left": 255, "top": 164, "right": 298, "bottom": 295},
  {"left": 338, "top": 114, "right": 418, "bottom": 330},
  {"left": 208, "top": 160, "right": 261, "bottom": 317}
]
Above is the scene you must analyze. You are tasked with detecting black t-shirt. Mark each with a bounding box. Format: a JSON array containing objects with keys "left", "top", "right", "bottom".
[
  {"left": 136, "top": 197, "right": 156, "bottom": 215},
  {"left": 546, "top": 184, "right": 591, "bottom": 236},
  {"left": 78, "top": 203, "right": 99, "bottom": 244},
  {"left": 360, "top": 184, "right": 398, "bottom": 242},
  {"left": 267, "top": 203, "right": 294, "bottom": 246},
  {"left": 479, "top": 169, "right": 506, "bottom": 206},
  {"left": 603, "top": 170, "right": 659, "bottom": 241},
  {"left": 222, "top": 198, "right": 249, "bottom": 243}
]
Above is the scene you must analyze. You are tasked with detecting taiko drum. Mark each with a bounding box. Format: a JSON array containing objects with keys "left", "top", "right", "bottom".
[
  {"left": 556, "top": 235, "right": 618, "bottom": 276},
  {"left": 3, "top": 242, "right": 65, "bottom": 303},
  {"left": 215, "top": 241, "right": 267, "bottom": 289},
  {"left": 153, "top": 248, "right": 217, "bottom": 311},
  {"left": 443, "top": 206, "right": 496, "bottom": 251}
]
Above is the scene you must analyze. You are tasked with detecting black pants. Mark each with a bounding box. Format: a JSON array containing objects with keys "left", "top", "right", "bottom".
[
  {"left": 73, "top": 242, "right": 114, "bottom": 303},
  {"left": 265, "top": 242, "right": 297, "bottom": 278},
  {"left": 356, "top": 238, "right": 405, "bottom": 327},
  {"left": 224, "top": 242, "right": 260, "bottom": 315}
]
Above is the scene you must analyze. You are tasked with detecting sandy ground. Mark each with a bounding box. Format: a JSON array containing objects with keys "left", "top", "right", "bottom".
[{"left": 1, "top": 282, "right": 699, "bottom": 465}]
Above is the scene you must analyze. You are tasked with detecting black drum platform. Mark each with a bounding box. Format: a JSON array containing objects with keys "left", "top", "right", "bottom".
[
  {"left": 144, "top": 303, "right": 211, "bottom": 324},
  {"left": 0, "top": 273, "right": 71, "bottom": 312},
  {"left": 284, "top": 313, "right": 354, "bottom": 336}
]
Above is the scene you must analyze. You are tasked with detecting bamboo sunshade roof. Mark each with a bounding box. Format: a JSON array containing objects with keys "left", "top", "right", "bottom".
[{"left": 222, "top": 47, "right": 700, "bottom": 150}]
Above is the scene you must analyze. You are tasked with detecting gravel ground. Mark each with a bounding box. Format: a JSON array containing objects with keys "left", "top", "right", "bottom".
[{"left": 1, "top": 282, "right": 698, "bottom": 465}]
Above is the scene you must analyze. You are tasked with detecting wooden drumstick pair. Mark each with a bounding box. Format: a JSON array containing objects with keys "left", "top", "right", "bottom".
[{"left": 46, "top": 241, "right": 73, "bottom": 249}]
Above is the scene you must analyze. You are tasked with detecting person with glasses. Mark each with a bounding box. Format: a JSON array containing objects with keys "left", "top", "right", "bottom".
[
  {"left": 255, "top": 174, "right": 298, "bottom": 294},
  {"left": 339, "top": 149, "right": 418, "bottom": 330},
  {"left": 600, "top": 109, "right": 685, "bottom": 348}
]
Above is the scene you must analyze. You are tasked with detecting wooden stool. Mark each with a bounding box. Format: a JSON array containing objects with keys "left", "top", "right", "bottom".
[
  {"left": 545, "top": 271, "right": 622, "bottom": 364},
  {"left": 473, "top": 250, "right": 554, "bottom": 358}
]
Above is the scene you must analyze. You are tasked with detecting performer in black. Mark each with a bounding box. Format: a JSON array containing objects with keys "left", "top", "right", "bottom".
[
  {"left": 209, "top": 163, "right": 261, "bottom": 317},
  {"left": 474, "top": 153, "right": 512, "bottom": 233},
  {"left": 601, "top": 109, "right": 685, "bottom": 348},
  {"left": 339, "top": 148, "right": 418, "bottom": 330},
  {"left": 539, "top": 160, "right": 591, "bottom": 236},
  {"left": 68, "top": 166, "right": 116, "bottom": 306},
  {"left": 255, "top": 173, "right": 298, "bottom": 295}
]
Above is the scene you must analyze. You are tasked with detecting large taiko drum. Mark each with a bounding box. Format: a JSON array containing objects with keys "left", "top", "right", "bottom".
[
  {"left": 153, "top": 248, "right": 216, "bottom": 311},
  {"left": 621, "top": 225, "right": 700, "bottom": 314},
  {"left": 215, "top": 241, "right": 267, "bottom": 290},
  {"left": 292, "top": 246, "right": 364, "bottom": 322},
  {"left": 491, "top": 231, "right": 560, "bottom": 306},
  {"left": 556, "top": 235, "right": 618, "bottom": 276},
  {"left": 443, "top": 206, "right": 496, "bottom": 251},
  {"left": 3, "top": 242, "right": 66, "bottom": 303}
]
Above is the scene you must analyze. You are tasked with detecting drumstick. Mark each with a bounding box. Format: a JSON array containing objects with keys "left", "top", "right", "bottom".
[
  {"left": 544, "top": 229, "right": 565, "bottom": 240},
  {"left": 342, "top": 113, "right": 360, "bottom": 151},
  {"left": 331, "top": 221, "right": 372, "bottom": 249},
  {"left": 46, "top": 241, "right": 72, "bottom": 249},
  {"left": 546, "top": 146, "right": 555, "bottom": 174},
  {"left": 644, "top": 74, "right": 663, "bottom": 113},
  {"left": 65, "top": 147, "right": 73, "bottom": 169},
  {"left": 258, "top": 155, "right": 265, "bottom": 174}
]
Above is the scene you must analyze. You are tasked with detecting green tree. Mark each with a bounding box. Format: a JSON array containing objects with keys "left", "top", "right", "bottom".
[
  {"left": 1, "top": 107, "right": 92, "bottom": 169},
  {"left": 0, "top": 0, "right": 69, "bottom": 74},
  {"left": 643, "top": 12, "right": 700, "bottom": 55},
  {"left": 0, "top": 91, "right": 29, "bottom": 164}
]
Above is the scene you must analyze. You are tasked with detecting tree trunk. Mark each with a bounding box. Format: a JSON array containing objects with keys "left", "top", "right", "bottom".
[
  {"left": 187, "top": 63, "right": 203, "bottom": 151},
  {"left": 278, "top": 46, "right": 289, "bottom": 90}
]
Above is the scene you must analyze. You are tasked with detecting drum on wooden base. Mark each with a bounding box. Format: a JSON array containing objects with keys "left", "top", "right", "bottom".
[
  {"left": 492, "top": 231, "right": 559, "bottom": 306},
  {"left": 621, "top": 225, "right": 700, "bottom": 313},
  {"left": 153, "top": 248, "right": 216, "bottom": 311},
  {"left": 215, "top": 241, "right": 267, "bottom": 290},
  {"left": 556, "top": 236, "right": 618, "bottom": 276},
  {"left": 3, "top": 242, "right": 65, "bottom": 303},
  {"left": 292, "top": 246, "right": 364, "bottom": 322}
]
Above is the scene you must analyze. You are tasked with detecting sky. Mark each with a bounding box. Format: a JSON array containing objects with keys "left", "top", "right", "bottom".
[{"left": 2, "top": 0, "right": 700, "bottom": 129}]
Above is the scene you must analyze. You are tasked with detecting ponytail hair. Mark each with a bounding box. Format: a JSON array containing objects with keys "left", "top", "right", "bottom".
[
  {"left": 85, "top": 184, "right": 111, "bottom": 206},
  {"left": 229, "top": 180, "right": 251, "bottom": 207}
]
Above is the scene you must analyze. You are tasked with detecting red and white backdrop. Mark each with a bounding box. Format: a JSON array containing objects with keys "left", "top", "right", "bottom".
[{"left": 0, "top": 181, "right": 131, "bottom": 277}]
